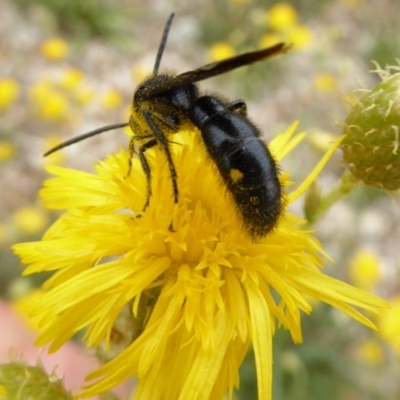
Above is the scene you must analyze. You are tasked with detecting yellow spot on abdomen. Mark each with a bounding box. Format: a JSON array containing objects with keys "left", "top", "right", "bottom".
[{"left": 230, "top": 168, "right": 244, "bottom": 183}]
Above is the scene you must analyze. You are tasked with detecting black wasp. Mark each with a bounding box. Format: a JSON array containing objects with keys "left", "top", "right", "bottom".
[{"left": 45, "top": 13, "right": 290, "bottom": 239}]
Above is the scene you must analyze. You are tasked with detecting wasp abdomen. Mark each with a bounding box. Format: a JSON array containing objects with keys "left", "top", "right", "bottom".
[{"left": 189, "top": 96, "right": 282, "bottom": 239}]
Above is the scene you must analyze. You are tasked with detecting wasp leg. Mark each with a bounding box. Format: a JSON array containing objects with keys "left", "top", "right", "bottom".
[
  {"left": 127, "top": 133, "right": 154, "bottom": 176},
  {"left": 136, "top": 138, "right": 158, "bottom": 212},
  {"left": 127, "top": 137, "right": 136, "bottom": 177},
  {"left": 143, "top": 110, "right": 179, "bottom": 205},
  {"left": 227, "top": 99, "right": 247, "bottom": 116}
]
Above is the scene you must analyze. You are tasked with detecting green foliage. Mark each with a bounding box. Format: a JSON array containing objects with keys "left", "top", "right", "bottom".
[{"left": 14, "top": 0, "right": 123, "bottom": 39}]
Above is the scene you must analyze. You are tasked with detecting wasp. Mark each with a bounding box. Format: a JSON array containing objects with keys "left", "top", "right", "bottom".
[{"left": 45, "top": 13, "right": 290, "bottom": 239}]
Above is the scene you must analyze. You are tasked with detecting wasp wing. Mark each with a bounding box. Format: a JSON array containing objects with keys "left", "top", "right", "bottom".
[
  {"left": 136, "top": 42, "right": 290, "bottom": 99},
  {"left": 177, "top": 42, "right": 289, "bottom": 82}
]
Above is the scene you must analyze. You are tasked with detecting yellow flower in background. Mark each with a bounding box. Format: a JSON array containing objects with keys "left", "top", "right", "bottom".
[
  {"left": 13, "top": 206, "right": 48, "bottom": 235},
  {"left": 287, "top": 25, "right": 314, "bottom": 49},
  {"left": 263, "top": 4, "right": 312, "bottom": 51},
  {"left": 314, "top": 73, "right": 337, "bottom": 92},
  {"left": 101, "top": 89, "right": 123, "bottom": 109},
  {"left": 208, "top": 42, "right": 236, "bottom": 62},
  {"left": 29, "top": 81, "right": 70, "bottom": 121},
  {"left": 0, "top": 141, "right": 16, "bottom": 161},
  {"left": 40, "top": 37, "right": 69, "bottom": 60},
  {"left": 349, "top": 249, "right": 381, "bottom": 290},
  {"left": 43, "top": 135, "right": 67, "bottom": 165},
  {"left": 358, "top": 340, "right": 384, "bottom": 364},
  {"left": 29, "top": 80, "right": 52, "bottom": 103},
  {"left": 39, "top": 92, "right": 70, "bottom": 120},
  {"left": 378, "top": 296, "right": 400, "bottom": 355},
  {"left": 74, "top": 86, "right": 95, "bottom": 105},
  {"left": 259, "top": 33, "right": 283, "bottom": 49},
  {"left": 267, "top": 3, "right": 298, "bottom": 31},
  {"left": 132, "top": 65, "right": 150, "bottom": 84},
  {"left": 0, "top": 78, "right": 20, "bottom": 110},
  {"left": 13, "top": 124, "right": 386, "bottom": 400},
  {"left": 60, "top": 68, "right": 84, "bottom": 90}
]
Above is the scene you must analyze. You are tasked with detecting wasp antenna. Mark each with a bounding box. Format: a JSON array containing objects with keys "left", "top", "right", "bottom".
[
  {"left": 43, "top": 122, "right": 129, "bottom": 157},
  {"left": 153, "top": 13, "right": 175, "bottom": 74}
]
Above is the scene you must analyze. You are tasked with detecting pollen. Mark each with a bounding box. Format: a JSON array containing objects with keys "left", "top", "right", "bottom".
[{"left": 249, "top": 196, "right": 260, "bottom": 205}]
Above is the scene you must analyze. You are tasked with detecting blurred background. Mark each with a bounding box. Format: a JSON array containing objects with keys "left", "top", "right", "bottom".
[{"left": 1, "top": 0, "right": 399, "bottom": 399}]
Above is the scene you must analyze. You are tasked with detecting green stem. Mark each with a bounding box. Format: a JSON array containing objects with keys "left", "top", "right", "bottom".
[{"left": 309, "top": 169, "right": 359, "bottom": 224}]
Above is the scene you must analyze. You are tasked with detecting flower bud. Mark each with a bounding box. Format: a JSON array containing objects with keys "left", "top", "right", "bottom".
[
  {"left": 0, "top": 362, "right": 72, "bottom": 400},
  {"left": 341, "top": 71, "right": 400, "bottom": 190}
]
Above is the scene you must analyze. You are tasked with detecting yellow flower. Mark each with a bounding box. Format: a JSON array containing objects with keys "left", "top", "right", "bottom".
[
  {"left": 377, "top": 296, "right": 400, "bottom": 355},
  {"left": 0, "top": 78, "right": 20, "bottom": 110},
  {"left": 259, "top": 33, "right": 282, "bottom": 49},
  {"left": 267, "top": 3, "right": 298, "bottom": 31},
  {"left": 43, "top": 135, "right": 67, "bottom": 165},
  {"left": 74, "top": 86, "right": 94, "bottom": 105},
  {"left": 29, "top": 81, "right": 70, "bottom": 121},
  {"left": 314, "top": 73, "right": 337, "bottom": 92},
  {"left": 357, "top": 340, "right": 384, "bottom": 364},
  {"left": 132, "top": 65, "right": 150, "bottom": 83},
  {"left": 101, "top": 89, "right": 123, "bottom": 109},
  {"left": 13, "top": 123, "right": 386, "bottom": 400},
  {"left": 60, "top": 68, "right": 84, "bottom": 90},
  {"left": 42, "top": 93, "right": 70, "bottom": 120},
  {"left": 40, "top": 37, "right": 69, "bottom": 60},
  {"left": 13, "top": 206, "right": 48, "bottom": 235},
  {"left": 286, "top": 25, "right": 314, "bottom": 49},
  {"left": 0, "top": 141, "right": 16, "bottom": 161},
  {"left": 349, "top": 249, "right": 381, "bottom": 290},
  {"left": 208, "top": 42, "right": 236, "bottom": 62},
  {"left": 29, "top": 80, "right": 52, "bottom": 103}
]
